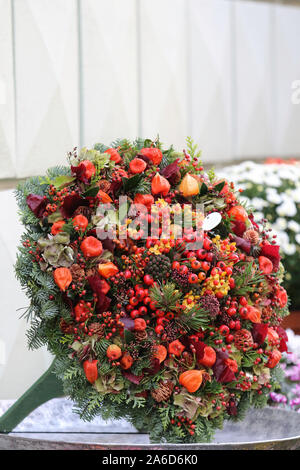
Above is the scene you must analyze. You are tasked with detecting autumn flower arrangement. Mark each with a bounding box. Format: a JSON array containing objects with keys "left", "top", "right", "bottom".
[{"left": 15, "top": 138, "right": 289, "bottom": 443}]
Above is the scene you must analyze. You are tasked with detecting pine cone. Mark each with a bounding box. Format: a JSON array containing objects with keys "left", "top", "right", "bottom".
[
  {"left": 146, "top": 254, "right": 171, "bottom": 280},
  {"left": 86, "top": 267, "right": 98, "bottom": 278},
  {"left": 135, "top": 330, "right": 148, "bottom": 342},
  {"left": 114, "top": 276, "right": 129, "bottom": 305},
  {"left": 70, "top": 263, "right": 85, "bottom": 283},
  {"left": 234, "top": 329, "right": 254, "bottom": 350},
  {"left": 60, "top": 318, "right": 74, "bottom": 334},
  {"left": 244, "top": 229, "right": 260, "bottom": 245},
  {"left": 151, "top": 380, "right": 174, "bottom": 403},
  {"left": 73, "top": 206, "right": 92, "bottom": 220},
  {"left": 97, "top": 179, "right": 111, "bottom": 193},
  {"left": 89, "top": 322, "right": 105, "bottom": 338}
]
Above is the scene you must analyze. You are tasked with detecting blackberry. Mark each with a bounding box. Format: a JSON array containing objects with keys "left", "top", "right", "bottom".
[
  {"left": 217, "top": 311, "right": 235, "bottom": 327},
  {"left": 145, "top": 254, "right": 171, "bottom": 280},
  {"left": 171, "top": 269, "right": 189, "bottom": 288},
  {"left": 199, "top": 295, "right": 220, "bottom": 318}
]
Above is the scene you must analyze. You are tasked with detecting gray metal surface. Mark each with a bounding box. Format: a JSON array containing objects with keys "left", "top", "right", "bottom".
[{"left": 0, "top": 407, "right": 300, "bottom": 449}]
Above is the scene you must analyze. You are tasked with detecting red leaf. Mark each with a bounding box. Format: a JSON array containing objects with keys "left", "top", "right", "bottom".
[
  {"left": 233, "top": 236, "right": 251, "bottom": 254},
  {"left": 212, "top": 350, "right": 236, "bottom": 383},
  {"left": 122, "top": 370, "right": 144, "bottom": 384},
  {"left": 260, "top": 244, "right": 281, "bottom": 271},
  {"left": 60, "top": 194, "right": 89, "bottom": 218},
  {"left": 26, "top": 194, "right": 48, "bottom": 218},
  {"left": 251, "top": 323, "right": 268, "bottom": 345}
]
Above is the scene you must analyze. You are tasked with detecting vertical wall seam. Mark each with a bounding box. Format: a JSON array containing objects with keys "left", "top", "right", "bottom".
[
  {"left": 230, "top": 1, "right": 237, "bottom": 160},
  {"left": 270, "top": 3, "right": 277, "bottom": 155},
  {"left": 10, "top": 0, "right": 18, "bottom": 176},
  {"left": 185, "top": 0, "right": 192, "bottom": 137},
  {"left": 77, "top": 0, "right": 83, "bottom": 148},
  {"left": 136, "top": 0, "right": 142, "bottom": 138}
]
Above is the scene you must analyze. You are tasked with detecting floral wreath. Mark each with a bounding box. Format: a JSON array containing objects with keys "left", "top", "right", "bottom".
[{"left": 15, "top": 137, "right": 289, "bottom": 443}]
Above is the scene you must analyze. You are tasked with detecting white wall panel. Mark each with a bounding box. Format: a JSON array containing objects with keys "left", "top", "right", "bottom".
[
  {"left": 235, "top": 1, "right": 274, "bottom": 158},
  {"left": 0, "top": 0, "right": 16, "bottom": 178},
  {"left": 275, "top": 5, "right": 300, "bottom": 156},
  {"left": 14, "top": 0, "right": 79, "bottom": 177},
  {"left": 81, "top": 0, "right": 138, "bottom": 147},
  {"left": 189, "top": 0, "right": 232, "bottom": 162},
  {"left": 139, "top": 0, "right": 188, "bottom": 151}
]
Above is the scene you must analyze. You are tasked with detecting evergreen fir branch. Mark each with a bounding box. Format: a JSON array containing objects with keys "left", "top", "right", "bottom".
[
  {"left": 94, "top": 142, "right": 109, "bottom": 153},
  {"left": 126, "top": 395, "right": 146, "bottom": 409},
  {"left": 132, "top": 177, "right": 151, "bottom": 195},
  {"left": 63, "top": 363, "right": 83, "bottom": 381},
  {"left": 159, "top": 146, "right": 176, "bottom": 169},
  {"left": 232, "top": 261, "right": 267, "bottom": 296},
  {"left": 270, "top": 364, "right": 285, "bottom": 388},
  {"left": 201, "top": 379, "right": 223, "bottom": 396},
  {"left": 94, "top": 339, "right": 111, "bottom": 359},
  {"left": 177, "top": 305, "right": 210, "bottom": 331},
  {"left": 157, "top": 406, "right": 171, "bottom": 430},
  {"left": 194, "top": 417, "right": 216, "bottom": 443},
  {"left": 26, "top": 318, "right": 47, "bottom": 350},
  {"left": 232, "top": 391, "right": 251, "bottom": 422},
  {"left": 149, "top": 282, "right": 182, "bottom": 312},
  {"left": 186, "top": 136, "right": 202, "bottom": 161}
]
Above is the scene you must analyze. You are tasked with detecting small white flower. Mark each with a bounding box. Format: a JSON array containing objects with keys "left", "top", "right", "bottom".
[
  {"left": 251, "top": 197, "right": 268, "bottom": 211},
  {"left": 276, "top": 200, "right": 297, "bottom": 217},
  {"left": 276, "top": 231, "right": 290, "bottom": 247},
  {"left": 289, "top": 189, "right": 300, "bottom": 203},
  {"left": 283, "top": 243, "right": 296, "bottom": 255},
  {"left": 266, "top": 188, "right": 282, "bottom": 205},
  {"left": 266, "top": 175, "right": 282, "bottom": 187},
  {"left": 295, "top": 234, "right": 300, "bottom": 245},
  {"left": 288, "top": 220, "right": 300, "bottom": 232},
  {"left": 273, "top": 217, "right": 288, "bottom": 230},
  {"left": 253, "top": 211, "right": 264, "bottom": 222}
]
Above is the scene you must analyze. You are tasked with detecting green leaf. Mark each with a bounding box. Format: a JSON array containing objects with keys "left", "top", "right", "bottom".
[
  {"left": 122, "top": 174, "right": 143, "bottom": 192},
  {"left": 39, "top": 175, "right": 75, "bottom": 190},
  {"left": 200, "top": 182, "right": 208, "bottom": 196},
  {"left": 143, "top": 139, "right": 153, "bottom": 148},
  {"left": 83, "top": 186, "right": 99, "bottom": 197},
  {"left": 124, "top": 329, "right": 135, "bottom": 344},
  {"left": 214, "top": 181, "right": 225, "bottom": 193}
]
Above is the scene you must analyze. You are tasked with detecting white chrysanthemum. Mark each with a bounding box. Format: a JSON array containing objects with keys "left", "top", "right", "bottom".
[
  {"left": 287, "top": 220, "right": 300, "bottom": 232},
  {"left": 265, "top": 188, "right": 282, "bottom": 205},
  {"left": 276, "top": 199, "right": 297, "bottom": 217},
  {"left": 251, "top": 197, "right": 268, "bottom": 211},
  {"left": 253, "top": 211, "right": 264, "bottom": 222},
  {"left": 265, "top": 174, "right": 282, "bottom": 187},
  {"left": 288, "top": 189, "right": 300, "bottom": 203},
  {"left": 273, "top": 217, "right": 288, "bottom": 230},
  {"left": 283, "top": 243, "right": 297, "bottom": 255},
  {"left": 276, "top": 231, "right": 290, "bottom": 247},
  {"left": 295, "top": 234, "right": 300, "bottom": 245}
]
